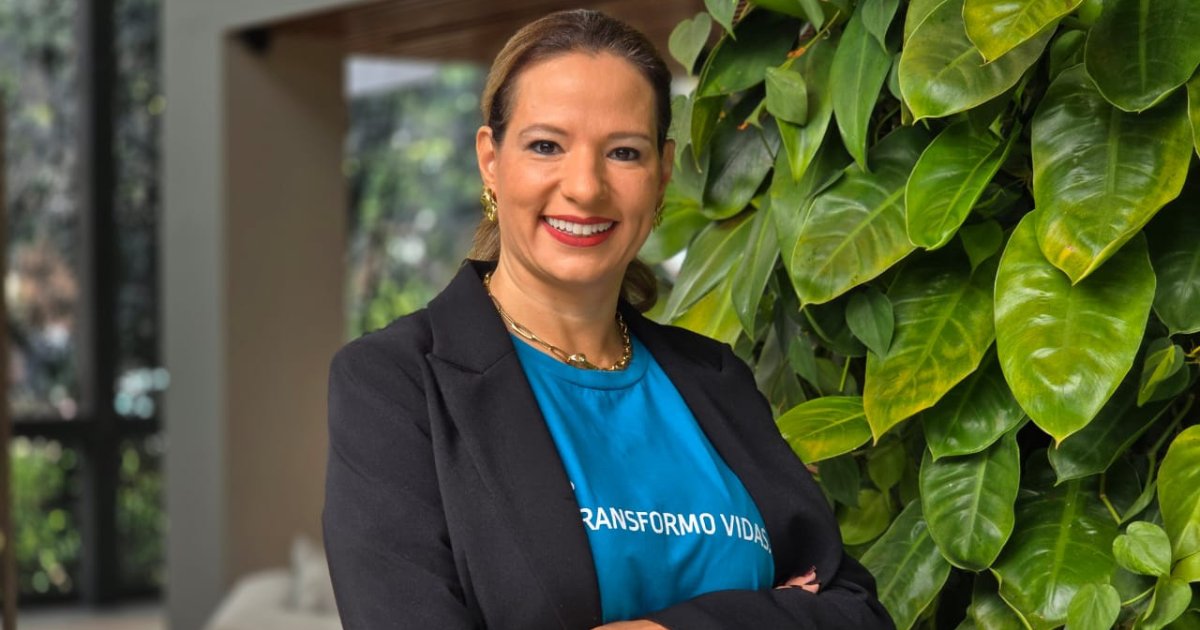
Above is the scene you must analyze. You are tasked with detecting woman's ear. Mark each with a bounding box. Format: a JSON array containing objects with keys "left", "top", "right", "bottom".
[
  {"left": 476, "top": 126, "right": 499, "bottom": 191},
  {"left": 658, "top": 139, "right": 676, "bottom": 195}
]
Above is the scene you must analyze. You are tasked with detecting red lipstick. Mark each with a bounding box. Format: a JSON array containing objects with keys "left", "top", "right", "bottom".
[{"left": 541, "top": 215, "right": 617, "bottom": 247}]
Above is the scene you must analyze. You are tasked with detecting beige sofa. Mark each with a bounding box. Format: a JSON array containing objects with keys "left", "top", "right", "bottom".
[{"left": 205, "top": 537, "right": 341, "bottom": 630}]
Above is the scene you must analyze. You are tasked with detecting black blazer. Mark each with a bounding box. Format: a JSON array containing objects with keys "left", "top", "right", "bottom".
[{"left": 322, "top": 259, "right": 894, "bottom": 630}]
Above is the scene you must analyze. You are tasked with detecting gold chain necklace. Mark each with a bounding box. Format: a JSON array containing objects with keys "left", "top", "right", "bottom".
[{"left": 483, "top": 271, "right": 632, "bottom": 371}]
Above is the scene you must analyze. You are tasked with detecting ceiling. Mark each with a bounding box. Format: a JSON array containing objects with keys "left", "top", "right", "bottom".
[{"left": 268, "top": 0, "right": 707, "bottom": 73}]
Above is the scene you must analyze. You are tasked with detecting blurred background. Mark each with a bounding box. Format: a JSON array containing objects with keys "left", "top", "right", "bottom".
[{"left": 0, "top": 0, "right": 699, "bottom": 628}]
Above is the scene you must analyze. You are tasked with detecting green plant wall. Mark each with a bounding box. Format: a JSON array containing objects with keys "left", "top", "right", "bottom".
[{"left": 652, "top": 0, "right": 1200, "bottom": 627}]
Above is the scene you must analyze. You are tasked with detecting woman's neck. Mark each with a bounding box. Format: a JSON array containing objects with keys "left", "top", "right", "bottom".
[{"left": 486, "top": 258, "right": 627, "bottom": 368}]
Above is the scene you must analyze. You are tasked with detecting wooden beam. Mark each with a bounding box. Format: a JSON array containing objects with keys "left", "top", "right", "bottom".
[{"left": 270, "top": 0, "right": 705, "bottom": 72}]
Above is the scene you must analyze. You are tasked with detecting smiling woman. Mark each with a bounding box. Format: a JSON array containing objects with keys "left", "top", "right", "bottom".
[{"left": 321, "top": 9, "right": 894, "bottom": 630}]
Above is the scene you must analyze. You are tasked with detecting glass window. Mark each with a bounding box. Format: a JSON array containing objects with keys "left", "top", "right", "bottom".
[
  {"left": 116, "top": 435, "right": 165, "bottom": 590},
  {"left": 344, "top": 58, "right": 486, "bottom": 338},
  {"left": 113, "top": 0, "right": 165, "bottom": 420},
  {"left": 1, "top": 0, "right": 82, "bottom": 420},
  {"left": 12, "top": 436, "right": 82, "bottom": 597}
]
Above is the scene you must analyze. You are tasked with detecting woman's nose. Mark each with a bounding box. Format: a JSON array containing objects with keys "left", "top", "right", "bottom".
[{"left": 560, "top": 149, "right": 606, "bottom": 206}]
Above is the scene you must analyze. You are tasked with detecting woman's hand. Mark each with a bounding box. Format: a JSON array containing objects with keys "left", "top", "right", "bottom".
[
  {"left": 591, "top": 621, "right": 667, "bottom": 629},
  {"left": 775, "top": 566, "right": 820, "bottom": 593}
]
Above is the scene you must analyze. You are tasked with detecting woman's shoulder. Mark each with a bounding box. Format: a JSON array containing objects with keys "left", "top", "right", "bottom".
[{"left": 329, "top": 308, "right": 435, "bottom": 387}]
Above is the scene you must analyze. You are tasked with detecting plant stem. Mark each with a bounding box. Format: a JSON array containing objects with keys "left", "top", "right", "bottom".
[
  {"left": 1100, "top": 473, "right": 1122, "bottom": 525},
  {"left": 838, "top": 356, "right": 851, "bottom": 393},
  {"left": 783, "top": 10, "right": 843, "bottom": 69},
  {"left": 1121, "top": 586, "right": 1154, "bottom": 607}
]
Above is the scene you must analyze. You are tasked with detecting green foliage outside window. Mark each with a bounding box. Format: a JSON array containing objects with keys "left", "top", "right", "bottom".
[
  {"left": 2, "top": 0, "right": 166, "bottom": 602},
  {"left": 11, "top": 438, "right": 81, "bottom": 596},
  {"left": 656, "top": 0, "right": 1200, "bottom": 627},
  {"left": 346, "top": 63, "right": 486, "bottom": 337}
]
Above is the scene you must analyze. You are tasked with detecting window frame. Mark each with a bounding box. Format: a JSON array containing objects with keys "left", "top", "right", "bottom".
[{"left": 11, "top": 0, "right": 162, "bottom": 606}]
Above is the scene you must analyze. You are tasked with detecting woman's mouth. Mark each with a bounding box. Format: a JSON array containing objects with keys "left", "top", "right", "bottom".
[{"left": 541, "top": 216, "right": 617, "bottom": 247}]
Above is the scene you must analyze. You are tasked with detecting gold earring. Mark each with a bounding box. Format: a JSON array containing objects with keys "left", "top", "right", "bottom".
[{"left": 481, "top": 187, "right": 498, "bottom": 222}]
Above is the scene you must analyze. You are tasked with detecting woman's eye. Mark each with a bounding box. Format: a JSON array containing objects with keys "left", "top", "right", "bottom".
[
  {"left": 529, "top": 140, "right": 559, "bottom": 155},
  {"left": 610, "top": 147, "right": 641, "bottom": 161}
]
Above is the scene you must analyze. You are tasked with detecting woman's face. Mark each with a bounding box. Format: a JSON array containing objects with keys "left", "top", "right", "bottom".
[{"left": 476, "top": 51, "right": 674, "bottom": 293}]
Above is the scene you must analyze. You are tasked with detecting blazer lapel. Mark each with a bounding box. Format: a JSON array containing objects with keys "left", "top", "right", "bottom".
[{"left": 426, "top": 260, "right": 602, "bottom": 630}]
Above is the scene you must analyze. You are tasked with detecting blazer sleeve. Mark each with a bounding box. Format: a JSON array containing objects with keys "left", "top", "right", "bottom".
[
  {"left": 322, "top": 337, "right": 477, "bottom": 629},
  {"left": 643, "top": 341, "right": 895, "bottom": 630},
  {"left": 642, "top": 550, "right": 894, "bottom": 630}
]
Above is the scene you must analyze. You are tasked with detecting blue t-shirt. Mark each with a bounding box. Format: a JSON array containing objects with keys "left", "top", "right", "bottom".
[{"left": 510, "top": 333, "right": 775, "bottom": 623}]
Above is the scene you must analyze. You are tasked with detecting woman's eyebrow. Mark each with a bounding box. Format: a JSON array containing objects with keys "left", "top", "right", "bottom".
[
  {"left": 517, "top": 123, "right": 568, "bottom": 138},
  {"left": 517, "top": 124, "right": 652, "bottom": 144},
  {"left": 608, "top": 131, "right": 653, "bottom": 144}
]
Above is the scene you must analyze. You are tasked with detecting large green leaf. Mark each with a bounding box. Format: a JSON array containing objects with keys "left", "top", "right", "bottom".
[
  {"left": 1146, "top": 178, "right": 1200, "bottom": 334},
  {"left": 819, "top": 454, "right": 862, "bottom": 508},
  {"left": 790, "top": 127, "right": 928, "bottom": 305},
  {"left": 1114, "top": 521, "right": 1173, "bottom": 577},
  {"left": 1166, "top": 611, "right": 1200, "bottom": 630},
  {"left": 668, "top": 12, "right": 713, "bottom": 73},
  {"left": 730, "top": 206, "right": 780, "bottom": 336},
  {"left": 1032, "top": 65, "right": 1193, "bottom": 283},
  {"left": 920, "top": 430, "right": 1019, "bottom": 571},
  {"left": 864, "top": 248, "right": 996, "bottom": 440},
  {"left": 1189, "top": 74, "right": 1200, "bottom": 157},
  {"left": 959, "top": 220, "right": 1005, "bottom": 271},
  {"left": 1174, "top": 551, "right": 1200, "bottom": 583},
  {"left": 921, "top": 351, "right": 1024, "bottom": 460},
  {"left": 697, "top": 9, "right": 799, "bottom": 98},
  {"left": 1159, "top": 425, "right": 1200, "bottom": 560},
  {"left": 830, "top": 4, "right": 892, "bottom": 169},
  {"left": 1139, "top": 341, "right": 1185, "bottom": 406},
  {"left": 838, "top": 488, "right": 893, "bottom": 545},
  {"left": 1048, "top": 373, "right": 1172, "bottom": 482},
  {"left": 906, "top": 122, "right": 1013, "bottom": 249},
  {"left": 968, "top": 574, "right": 1027, "bottom": 629},
  {"left": 903, "top": 0, "right": 944, "bottom": 44},
  {"left": 776, "top": 396, "right": 871, "bottom": 463},
  {"left": 1048, "top": 29, "right": 1087, "bottom": 81},
  {"left": 662, "top": 214, "right": 754, "bottom": 320},
  {"left": 690, "top": 96, "right": 724, "bottom": 158},
  {"left": 861, "top": 501, "right": 952, "bottom": 630},
  {"left": 802, "top": 298, "right": 868, "bottom": 357},
  {"left": 1083, "top": 0, "right": 1200, "bottom": 112},
  {"left": 671, "top": 276, "right": 742, "bottom": 344},
  {"left": 770, "top": 136, "right": 849, "bottom": 276},
  {"left": 862, "top": 0, "right": 900, "bottom": 49},
  {"left": 704, "top": 117, "right": 779, "bottom": 219},
  {"left": 964, "top": 0, "right": 1083, "bottom": 62},
  {"left": 899, "top": 0, "right": 1052, "bottom": 121},
  {"left": 765, "top": 66, "right": 808, "bottom": 125},
  {"left": 639, "top": 185, "right": 708, "bottom": 265},
  {"left": 673, "top": 142, "right": 709, "bottom": 200},
  {"left": 705, "top": 0, "right": 739, "bottom": 36},
  {"left": 992, "top": 462, "right": 1118, "bottom": 629},
  {"left": 1066, "top": 583, "right": 1121, "bottom": 630},
  {"left": 868, "top": 439, "right": 907, "bottom": 492},
  {"left": 1137, "top": 577, "right": 1193, "bottom": 630},
  {"left": 994, "top": 212, "right": 1156, "bottom": 444},
  {"left": 777, "top": 37, "right": 837, "bottom": 182},
  {"left": 845, "top": 287, "right": 894, "bottom": 358}
]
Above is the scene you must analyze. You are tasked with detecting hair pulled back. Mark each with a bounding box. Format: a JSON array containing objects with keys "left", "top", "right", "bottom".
[{"left": 467, "top": 9, "right": 672, "bottom": 312}]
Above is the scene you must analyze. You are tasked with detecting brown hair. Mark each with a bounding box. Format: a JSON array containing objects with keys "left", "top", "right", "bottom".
[{"left": 467, "top": 9, "right": 672, "bottom": 312}]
